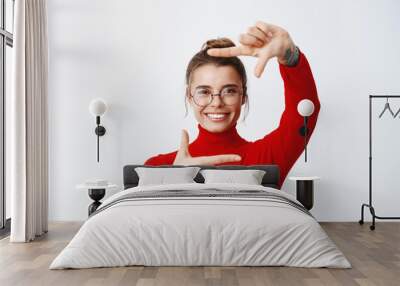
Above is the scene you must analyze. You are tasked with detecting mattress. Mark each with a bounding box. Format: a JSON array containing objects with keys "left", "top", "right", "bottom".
[{"left": 50, "top": 183, "right": 351, "bottom": 269}]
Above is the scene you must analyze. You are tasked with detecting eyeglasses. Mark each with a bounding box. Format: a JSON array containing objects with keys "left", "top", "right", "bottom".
[{"left": 190, "top": 86, "right": 243, "bottom": 107}]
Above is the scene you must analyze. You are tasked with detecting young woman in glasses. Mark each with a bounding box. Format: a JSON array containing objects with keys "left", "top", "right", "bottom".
[{"left": 145, "top": 21, "right": 320, "bottom": 188}]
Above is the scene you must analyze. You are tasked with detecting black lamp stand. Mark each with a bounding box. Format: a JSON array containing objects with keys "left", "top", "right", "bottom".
[
  {"left": 94, "top": 115, "right": 106, "bottom": 162},
  {"left": 299, "top": 116, "right": 309, "bottom": 162}
]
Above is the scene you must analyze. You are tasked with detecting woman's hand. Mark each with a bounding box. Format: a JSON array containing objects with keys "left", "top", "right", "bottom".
[
  {"left": 207, "top": 21, "right": 297, "bottom": 78},
  {"left": 173, "top": 130, "right": 242, "bottom": 166}
]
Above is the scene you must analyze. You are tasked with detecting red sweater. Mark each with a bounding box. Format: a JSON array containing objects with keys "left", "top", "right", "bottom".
[{"left": 144, "top": 51, "right": 320, "bottom": 188}]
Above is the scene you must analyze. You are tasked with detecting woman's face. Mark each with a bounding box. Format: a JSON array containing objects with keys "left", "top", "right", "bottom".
[{"left": 187, "top": 64, "right": 245, "bottom": 133}]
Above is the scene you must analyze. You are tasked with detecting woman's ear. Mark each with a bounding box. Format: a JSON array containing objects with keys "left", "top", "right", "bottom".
[
  {"left": 184, "top": 86, "right": 192, "bottom": 117},
  {"left": 185, "top": 86, "right": 190, "bottom": 99},
  {"left": 186, "top": 86, "right": 193, "bottom": 105}
]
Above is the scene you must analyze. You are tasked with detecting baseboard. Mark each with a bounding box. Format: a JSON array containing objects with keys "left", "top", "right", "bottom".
[{"left": 0, "top": 218, "right": 11, "bottom": 239}]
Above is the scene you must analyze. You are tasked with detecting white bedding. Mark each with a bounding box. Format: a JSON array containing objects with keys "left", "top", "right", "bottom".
[{"left": 50, "top": 183, "right": 351, "bottom": 269}]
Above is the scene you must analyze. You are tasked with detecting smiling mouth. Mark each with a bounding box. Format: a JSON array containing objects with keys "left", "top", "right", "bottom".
[{"left": 204, "top": 113, "right": 230, "bottom": 122}]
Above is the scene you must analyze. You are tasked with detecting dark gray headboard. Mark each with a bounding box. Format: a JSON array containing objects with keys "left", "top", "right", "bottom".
[{"left": 123, "top": 165, "right": 280, "bottom": 190}]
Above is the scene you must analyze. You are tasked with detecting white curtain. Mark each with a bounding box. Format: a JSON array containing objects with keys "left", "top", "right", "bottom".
[{"left": 9, "top": 0, "right": 48, "bottom": 242}]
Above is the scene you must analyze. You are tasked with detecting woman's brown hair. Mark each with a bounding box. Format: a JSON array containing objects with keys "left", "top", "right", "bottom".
[{"left": 184, "top": 38, "right": 249, "bottom": 121}]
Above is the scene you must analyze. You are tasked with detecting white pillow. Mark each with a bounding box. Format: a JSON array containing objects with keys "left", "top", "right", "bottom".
[
  {"left": 200, "top": 169, "right": 266, "bottom": 185},
  {"left": 135, "top": 167, "right": 201, "bottom": 186}
]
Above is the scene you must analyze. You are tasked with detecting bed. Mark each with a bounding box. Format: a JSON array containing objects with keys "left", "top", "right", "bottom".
[{"left": 50, "top": 164, "right": 351, "bottom": 269}]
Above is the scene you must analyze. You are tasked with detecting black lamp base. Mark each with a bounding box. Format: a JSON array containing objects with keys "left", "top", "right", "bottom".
[
  {"left": 88, "top": 188, "right": 105, "bottom": 216},
  {"left": 296, "top": 180, "right": 314, "bottom": 210}
]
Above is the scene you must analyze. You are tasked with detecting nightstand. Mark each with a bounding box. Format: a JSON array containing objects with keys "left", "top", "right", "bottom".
[
  {"left": 76, "top": 183, "right": 118, "bottom": 216},
  {"left": 288, "top": 176, "right": 320, "bottom": 210}
]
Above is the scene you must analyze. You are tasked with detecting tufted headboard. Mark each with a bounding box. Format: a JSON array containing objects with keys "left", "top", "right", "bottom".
[{"left": 123, "top": 164, "right": 280, "bottom": 190}]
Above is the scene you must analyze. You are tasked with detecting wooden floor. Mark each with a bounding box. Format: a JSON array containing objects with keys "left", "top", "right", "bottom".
[{"left": 0, "top": 222, "right": 399, "bottom": 286}]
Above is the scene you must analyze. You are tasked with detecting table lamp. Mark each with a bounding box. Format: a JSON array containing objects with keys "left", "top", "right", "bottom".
[
  {"left": 89, "top": 98, "right": 107, "bottom": 162},
  {"left": 297, "top": 99, "right": 315, "bottom": 162}
]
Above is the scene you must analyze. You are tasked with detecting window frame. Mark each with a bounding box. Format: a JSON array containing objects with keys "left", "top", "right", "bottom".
[{"left": 0, "top": 0, "right": 14, "bottom": 234}]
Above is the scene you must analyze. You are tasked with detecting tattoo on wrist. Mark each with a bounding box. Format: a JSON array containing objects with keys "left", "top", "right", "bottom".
[{"left": 283, "top": 46, "right": 300, "bottom": 67}]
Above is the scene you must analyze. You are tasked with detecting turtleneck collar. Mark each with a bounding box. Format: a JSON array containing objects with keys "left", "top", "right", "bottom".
[{"left": 192, "top": 123, "right": 248, "bottom": 146}]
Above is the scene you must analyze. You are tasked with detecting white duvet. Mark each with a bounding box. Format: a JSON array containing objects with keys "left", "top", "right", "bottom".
[{"left": 50, "top": 183, "right": 351, "bottom": 269}]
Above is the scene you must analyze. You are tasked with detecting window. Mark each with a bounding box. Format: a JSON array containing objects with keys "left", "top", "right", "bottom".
[{"left": 0, "top": 0, "right": 14, "bottom": 235}]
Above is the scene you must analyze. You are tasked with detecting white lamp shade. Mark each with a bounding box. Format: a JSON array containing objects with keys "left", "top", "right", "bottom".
[
  {"left": 89, "top": 98, "right": 107, "bottom": 116},
  {"left": 297, "top": 99, "right": 315, "bottom": 117}
]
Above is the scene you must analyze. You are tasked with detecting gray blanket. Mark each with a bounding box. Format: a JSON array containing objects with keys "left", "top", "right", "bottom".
[{"left": 91, "top": 188, "right": 313, "bottom": 218}]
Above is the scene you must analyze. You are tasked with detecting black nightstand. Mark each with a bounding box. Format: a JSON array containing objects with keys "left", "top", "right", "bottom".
[
  {"left": 289, "top": 176, "right": 320, "bottom": 210},
  {"left": 77, "top": 183, "right": 117, "bottom": 216}
]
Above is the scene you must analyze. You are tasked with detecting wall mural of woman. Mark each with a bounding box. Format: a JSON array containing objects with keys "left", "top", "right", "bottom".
[{"left": 144, "top": 21, "right": 320, "bottom": 188}]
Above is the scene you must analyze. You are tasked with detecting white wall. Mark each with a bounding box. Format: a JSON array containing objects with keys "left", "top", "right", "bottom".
[{"left": 47, "top": 0, "right": 400, "bottom": 221}]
